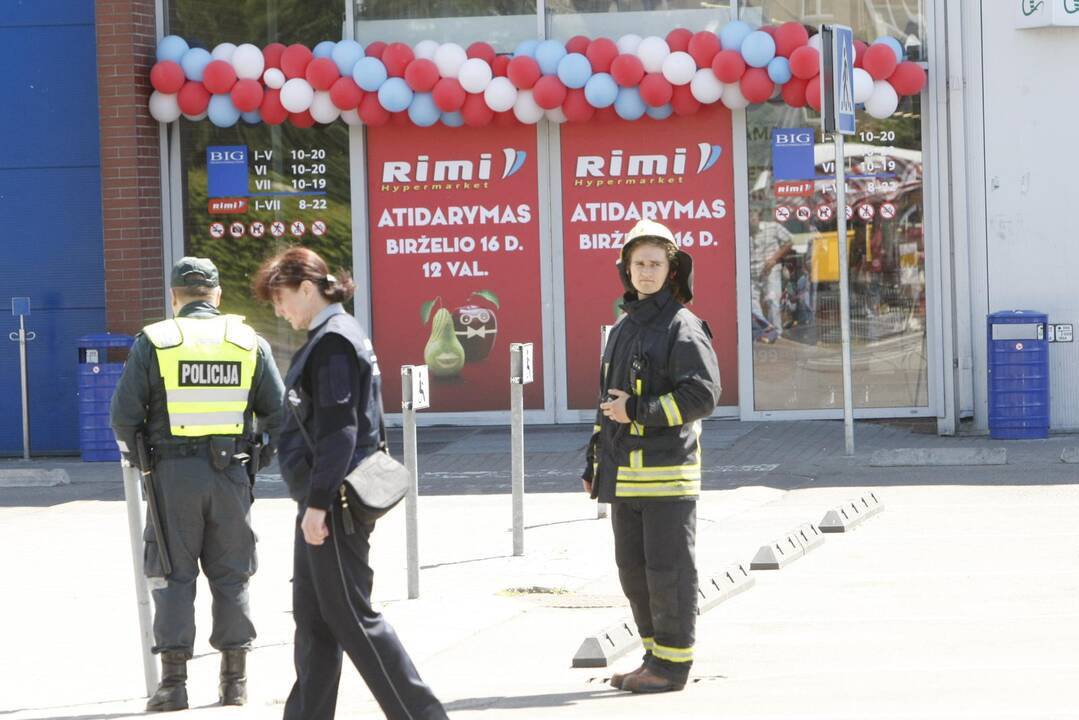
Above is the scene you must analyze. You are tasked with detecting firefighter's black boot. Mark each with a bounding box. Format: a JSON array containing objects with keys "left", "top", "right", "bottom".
[
  {"left": 219, "top": 649, "right": 248, "bottom": 706},
  {"left": 146, "top": 651, "right": 189, "bottom": 712}
]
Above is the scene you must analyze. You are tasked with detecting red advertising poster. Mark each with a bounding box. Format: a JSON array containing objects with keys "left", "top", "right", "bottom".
[
  {"left": 367, "top": 123, "right": 544, "bottom": 412},
  {"left": 560, "top": 106, "right": 738, "bottom": 409}
]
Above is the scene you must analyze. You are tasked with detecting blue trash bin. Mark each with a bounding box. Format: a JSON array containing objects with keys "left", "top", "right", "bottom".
[
  {"left": 987, "top": 311, "right": 1049, "bottom": 440},
  {"left": 77, "top": 333, "right": 133, "bottom": 461}
]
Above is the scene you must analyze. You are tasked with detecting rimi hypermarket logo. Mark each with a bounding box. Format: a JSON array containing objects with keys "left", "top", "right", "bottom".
[
  {"left": 572, "top": 143, "right": 723, "bottom": 187},
  {"left": 380, "top": 148, "right": 528, "bottom": 191}
]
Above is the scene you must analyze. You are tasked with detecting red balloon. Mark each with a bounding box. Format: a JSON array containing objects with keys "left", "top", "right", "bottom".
[
  {"left": 532, "top": 75, "right": 567, "bottom": 109},
  {"left": 789, "top": 46, "right": 820, "bottom": 80},
  {"left": 862, "top": 44, "right": 898, "bottom": 81},
  {"left": 565, "top": 35, "right": 591, "bottom": 54},
  {"left": 389, "top": 111, "right": 411, "bottom": 127},
  {"left": 305, "top": 58, "right": 339, "bottom": 91},
  {"left": 780, "top": 77, "right": 808, "bottom": 108},
  {"left": 493, "top": 110, "right": 518, "bottom": 127},
  {"left": 586, "top": 38, "right": 619, "bottom": 73},
  {"left": 230, "top": 79, "right": 263, "bottom": 112},
  {"left": 150, "top": 61, "right": 185, "bottom": 93},
  {"left": 665, "top": 28, "right": 693, "bottom": 53},
  {"left": 281, "top": 44, "right": 313, "bottom": 79},
  {"left": 562, "top": 88, "right": 595, "bottom": 122},
  {"left": 687, "top": 31, "right": 720, "bottom": 68},
  {"left": 507, "top": 56, "right": 541, "bottom": 89},
  {"left": 359, "top": 93, "right": 390, "bottom": 125},
  {"left": 639, "top": 73, "right": 673, "bottom": 107},
  {"left": 382, "top": 42, "right": 414, "bottom": 77},
  {"left": 758, "top": 25, "right": 777, "bottom": 38},
  {"left": 177, "top": 81, "right": 210, "bottom": 115},
  {"left": 853, "top": 40, "right": 868, "bottom": 69},
  {"left": 290, "top": 110, "right": 316, "bottom": 128},
  {"left": 329, "top": 77, "right": 364, "bottom": 110},
  {"left": 491, "top": 55, "right": 511, "bottom": 77},
  {"left": 461, "top": 93, "right": 494, "bottom": 127},
  {"left": 404, "top": 59, "right": 440, "bottom": 92},
  {"left": 805, "top": 76, "right": 822, "bottom": 112},
  {"left": 202, "top": 60, "right": 237, "bottom": 94},
  {"left": 670, "top": 85, "right": 700, "bottom": 116},
  {"left": 889, "top": 61, "right": 926, "bottom": 96},
  {"left": 774, "top": 22, "right": 809, "bottom": 58},
  {"left": 740, "top": 68, "right": 774, "bottom": 104},
  {"left": 432, "top": 78, "right": 466, "bottom": 112},
  {"left": 610, "top": 54, "right": 645, "bottom": 87},
  {"left": 711, "top": 50, "right": 746, "bottom": 84},
  {"left": 467, "top": 42, "right": 496, "bottom": 64},
  {"left": 365, "top": 41, "right": 387, "bottom": 59},
  {"left": 263, "top": 43, "right": 286, "bottom": 70},
  {"left": 259, "top": 89, "right": 288, "bottom": 124},
  {"left": 593, "top": 106, "right": 619, "bottom": 123}
]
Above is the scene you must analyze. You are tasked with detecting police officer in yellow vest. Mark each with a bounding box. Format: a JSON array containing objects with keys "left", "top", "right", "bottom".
[{"left": 111, "top": 257, "right": 284, "bottom": 712}]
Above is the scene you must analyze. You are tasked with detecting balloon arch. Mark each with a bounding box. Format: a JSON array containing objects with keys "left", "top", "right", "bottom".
[{"left": 147, "top": 21, "right": 927, "bottom": 129}]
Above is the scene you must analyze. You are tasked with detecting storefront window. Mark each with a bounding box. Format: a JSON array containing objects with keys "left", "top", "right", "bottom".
[
  {"left": 548, "top": 1, "right": 733, "bottom": 38},
  {"left": 354, "top": 1, "right": 536, "bottom": 49}
]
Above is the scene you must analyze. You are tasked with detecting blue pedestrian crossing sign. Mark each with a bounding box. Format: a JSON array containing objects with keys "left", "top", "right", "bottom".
[{"left": 820, "top": 25, "right": 856, "bottom": 135}]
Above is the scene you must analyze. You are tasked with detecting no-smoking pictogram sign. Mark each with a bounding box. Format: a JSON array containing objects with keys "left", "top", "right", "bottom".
[
  {"left": 311, "top": 220, "right": 327, "bottom": 237},
  {"left": 816, "top": 204, "right": 833, "bottom": 221},
  {"left": 270, "top": 221, "right": 286, "bottom": 238},
  {"left": 845, "top": 205, "right": 854, "bottom": 220},
  {"left": 880, "top": 202, "right": 897, "bottom": 219},
  {"left": 774, "top": 206, "right": 791, "bottom": 222},
  {"left": 249, "top": 221, "right": 265, "bottom": 238},
  {"left": 795, "top": 206, "right": 812, "bottom": 222},
  {"left": 209, "top": 222, "right": 225, "bottom": 239},
  {"left": 229, "top": 221, "right": 245, "bottom": 238},
  {"left": 290, "top": 220, "right": 306, "bottom": 237},
  {"left": 858, "top": 204, "right": 875, "bottom": 220}
]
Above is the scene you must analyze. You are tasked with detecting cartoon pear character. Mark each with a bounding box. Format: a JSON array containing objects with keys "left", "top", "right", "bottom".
[{"left": 423, "top": 306, "right": 466, "bottom": 377}]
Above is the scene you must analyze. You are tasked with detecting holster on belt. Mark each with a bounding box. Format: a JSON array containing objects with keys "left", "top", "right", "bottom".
[{"left": 210, "top": 437, "right": 237, "bottom": 470}]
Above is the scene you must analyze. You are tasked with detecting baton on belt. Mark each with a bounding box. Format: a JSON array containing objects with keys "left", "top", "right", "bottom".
[{"left": 135, "top": 432, "right": 172, "bottom": 578}]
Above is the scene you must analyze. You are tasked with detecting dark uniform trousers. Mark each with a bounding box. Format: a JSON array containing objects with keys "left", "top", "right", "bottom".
[
  {"left": 611, "top": 499, "right": 698, "bottom": 683},
  {"left": 144, "top": 453, "right": 257, "bottom": 654},
  {"left": 284, "top": 503, "right": 447, "bottom": 720}
]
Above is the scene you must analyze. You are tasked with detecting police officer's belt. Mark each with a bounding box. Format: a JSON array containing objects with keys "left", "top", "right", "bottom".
[{"left": 152, "top": 438, "right": 254, "bottom": 460}]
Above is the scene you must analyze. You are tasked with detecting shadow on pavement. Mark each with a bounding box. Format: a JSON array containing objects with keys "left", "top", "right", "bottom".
[{"left": 444, "top": 688, "right": 621, "bottom": 712}]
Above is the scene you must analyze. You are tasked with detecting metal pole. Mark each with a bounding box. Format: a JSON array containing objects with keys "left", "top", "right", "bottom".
[
  {"left": 122, "top": 463, "right": 159, "bottom": 695},
  {"left": 835, "top": 132, "right": 855, "bottom": 455},
  {"left": 403, "top": 402, "right": 419, "bottom": 599},
  {"left": 596, "top": 325, "right": 611, "bottom": 519},
  {"left": 17, "top": 316, "right": 30, "bottom": 460},
  {"left": 511, "top": 380, "right": 525, "bottom": 556}
]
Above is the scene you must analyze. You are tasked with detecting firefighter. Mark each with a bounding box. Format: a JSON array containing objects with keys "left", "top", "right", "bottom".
[{"left": 583, "top": 219, "right": 722, "bottom": 693}]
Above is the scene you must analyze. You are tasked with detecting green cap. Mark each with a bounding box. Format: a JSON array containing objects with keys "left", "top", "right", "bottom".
[{"left": 171, "top": 257, "right": 219, "bottom": 288}]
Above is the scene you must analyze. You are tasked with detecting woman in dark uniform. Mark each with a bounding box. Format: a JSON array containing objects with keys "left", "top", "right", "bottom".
[{"left": 253, "top": 247, "right": 446, "bottom": 720}]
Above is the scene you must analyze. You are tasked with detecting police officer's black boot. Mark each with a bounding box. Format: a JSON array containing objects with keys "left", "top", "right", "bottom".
[
  {"left": 219, "top": 649, "right": 247, "bottom": 706},
  {"left": 146, "top": 651, "right": 189, "bottom": 712}
]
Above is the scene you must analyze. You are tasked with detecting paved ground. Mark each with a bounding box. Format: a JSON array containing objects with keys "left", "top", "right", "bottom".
[{"left": 2, "top": 419, "right": 1078, "bottom": 719}]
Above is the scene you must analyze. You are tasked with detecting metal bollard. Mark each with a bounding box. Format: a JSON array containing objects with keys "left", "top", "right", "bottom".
[
  {"left": 121, "top": 460, "right": 159, "bottom": 695},
  {"left": 401, "top": 365, "right": 430, "bottom": 599},
  {"left": 9, "top": 298, "right": 35, "bottom": 460},
  {"left": 510, "top": 343, "right": 534, "bottom": 556}
]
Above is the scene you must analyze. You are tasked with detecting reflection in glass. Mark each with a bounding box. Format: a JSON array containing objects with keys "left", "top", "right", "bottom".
[
  {"left": 355, "top": 0, "right": 536, "bottom": 49},
  {"left": 548, "top": 1, "right": 732, "bottom": 39}
]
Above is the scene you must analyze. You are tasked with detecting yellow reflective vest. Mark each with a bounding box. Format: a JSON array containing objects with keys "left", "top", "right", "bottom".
[{"left": 142, "top": 315, "right": 258, "bottom": 437}]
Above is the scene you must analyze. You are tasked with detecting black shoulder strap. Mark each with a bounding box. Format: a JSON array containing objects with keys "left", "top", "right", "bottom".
[{"left": 287, "top": 400, "right": 389, "bottom": 455}]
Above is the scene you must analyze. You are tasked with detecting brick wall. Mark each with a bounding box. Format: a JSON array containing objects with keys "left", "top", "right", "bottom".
[{"left": 95, "top": 0, "right": 165, "bottom": 335}]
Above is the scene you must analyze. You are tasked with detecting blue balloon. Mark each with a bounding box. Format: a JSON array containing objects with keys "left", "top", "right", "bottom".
[
  {"left": 535, "top": 39, "right": 567, "bottom": 75},
  {"left": 207, "top": 94, "right": 240, "bottom": 127},
  {"left": 353, "top": 57, "right": 388, "bottom": 91},
  {"left": 241, "top": 110, "right": 262, "bottom": 125},
  {"left": 313, "top": 41, "right": 337, "bottom": 59},
  {"left": 645, "top": 103, "right": 673, "bottom": 120},
  {"left": 557, "top": 53, "right": 592, "bottom": 89},
  {"left": 767, "top": 56, "right": 792, "bottom": 84},
  {"left": 741, "top": 31, "right": 776, "bottom": 68},
  {"left": 614, "top": 87, "right": 646, "bottom": 121},
  {"left": 441, "top": 111, "right": 464, "bottom": 127},
  {"left": 332, "top": 40, "right": 365, "bottom": 76},
  {"left": 157, "top": 35, "right": 189, "bottom": 64},
  {"left": 874, "top": 36, "right": 904, "bottom": 63},
  {"left": 407, "top": 93, "right": 440, "bottom": 127},
  {"left": 514, "top": 39, "right": 539, "bottom": 58},
  {"left": 584, "top": 73, "right": 618, "bottom": 108},
  {"left": 719, "top": 20, "right": 754, "bottom": 52},
  {"left": 378, "top": 77, "right": 413, "bottom": 113},
  {"left": 179, "top": 47, "right": 212, "bottom": 81}
]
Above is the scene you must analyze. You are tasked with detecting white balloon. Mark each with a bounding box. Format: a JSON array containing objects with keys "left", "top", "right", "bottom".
[
  {"left": 280, "top": 78, "right": 315, "bottom": 113},
  {"left": 865, "top": 80, "right": 899, "bottom": 119},
  {"left": 662, "top": 51, "right": 696, "bottom": 86},
  {"left": 513, "top": 89, "right": 544, "bottom": 124},
  {"left": 211, "top": 42, "right": 237, "bottom": 63},
  {"left": 852, "top": 68, "right": 874, "bottom": 104},
  {"left": 232, "top": 43, "right": 265, "bottom": 80},
  {"left": 637, "top": 36, "right": 671, "bottom": 73},
  {"left": 341, "top": 108, "right": 363, "bottom": 126},
  {"left": 721, "top": 81, "right": 749, "bottom": 110},
  {"left": 309, "top": 91, "right": 341, "bottom": 124},
  {"left": 616, "top": 34, "right": 643, "bottom": 55},
  {"left": 148, "top": 91, "right": 181, "bottom": 123},
  {"left": 689, "top": 68, "right": 724, "bottom": 104},
  {"left": 183, "top": 110, "right": 208, "bottom": 121},
  {"left": 545, "top": 106, "right": 567, "bottom": 124},
  {"left": 263, "top": 68, "right": 286, "bottom": 89},
  {"left": 434, "top": 43, "right": 468, "bottom": 78},
  {"left": 414, "top": 39, "right": 440, "bottom": 60},
  {"left": 458, "top": 57, "right": 493, "bottom": 94},
  {"left": 807, "top": 34, "right": 823, "bottom": 52},
  {"left": 484, "top": 77, "right": 517, "bottom": 112}
]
